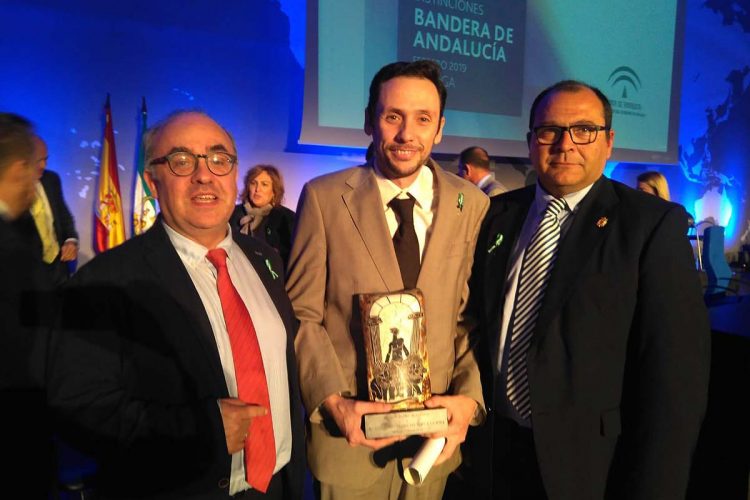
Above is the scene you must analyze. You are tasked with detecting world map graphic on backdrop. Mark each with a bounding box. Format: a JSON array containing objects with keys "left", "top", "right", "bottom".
[{"left": 679, "top": 0, "right": 750, "bottom": 248}]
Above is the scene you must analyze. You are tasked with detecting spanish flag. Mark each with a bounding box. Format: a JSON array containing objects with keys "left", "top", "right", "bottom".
[{"left": 94, "top": 94, "right": 125, "bottom": 253}]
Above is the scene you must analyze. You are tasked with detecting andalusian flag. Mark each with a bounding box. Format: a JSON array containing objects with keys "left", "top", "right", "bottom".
[
  {"left": 94, "top": 94, "right": 126, "bottom": 253},
  {"left": 133, "top": 97, "right": 156, "bottom": 235}
]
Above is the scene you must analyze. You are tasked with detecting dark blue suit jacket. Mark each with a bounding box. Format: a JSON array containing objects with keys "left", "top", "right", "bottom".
[
  {"left": 48, "top": 220, "right": 304, "bottom": 499},
  {"left": 464, "top": 177, "right": 710, "bottom": 499},
  {"left": 13, "top": 169, "right": 78, "bottom": 284}
]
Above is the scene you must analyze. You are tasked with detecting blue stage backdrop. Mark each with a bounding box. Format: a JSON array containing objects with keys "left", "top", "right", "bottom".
[{"left": 1, "top": 0, "right": 748, "bottom": 264}]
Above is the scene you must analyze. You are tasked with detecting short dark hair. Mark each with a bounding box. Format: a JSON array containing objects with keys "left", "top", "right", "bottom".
[
  {"left": 0, "top": 113, "right": 35, "bottom": 175},
  {"left": 459, "top": 146, "right": 490, "bottom": 170},
  {"left": 366, "top": 60, "right": 447, "bottom": 125},
  {"left": 528, "top": 80, "right": 613, "bottom": 130},
  {"left": 240, "top": 164, "right": 286, "bottom": 206}
]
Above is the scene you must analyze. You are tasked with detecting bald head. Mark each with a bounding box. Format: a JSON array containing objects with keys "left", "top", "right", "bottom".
[
  {"left": 144, "top": 111, "right": 236, "bottom": 171},
  {"left": 142, "top": 111, "right": 239, "bottom": 249},
  {"left": 458, "top": 146, "right": 491, "bottom": 184}
]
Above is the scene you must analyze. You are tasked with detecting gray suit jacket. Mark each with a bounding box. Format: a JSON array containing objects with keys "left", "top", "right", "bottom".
[
  {"left": 286, "top": 160, "right": 488, "bottom": 488},
  {"left": 478, "top": 174, "right": 506, "bottom": 197}
]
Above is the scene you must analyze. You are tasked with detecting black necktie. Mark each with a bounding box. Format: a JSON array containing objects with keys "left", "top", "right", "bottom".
[{"left": 389, "top": 196, "right": 420, "bottom": 289}]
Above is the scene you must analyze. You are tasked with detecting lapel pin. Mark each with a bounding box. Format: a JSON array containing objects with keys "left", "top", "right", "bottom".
[
  {"left": 596, "top": 216, "right": 608, "bottom": 228},
  {"left": 488, "top": 233, "right": 504, "bottom": 254},
  {"left": 265, "top": 258, "right": 279, "bottom": 280},
  {"left": 457, "top": 192, "right": 464, "bottom": 212}
]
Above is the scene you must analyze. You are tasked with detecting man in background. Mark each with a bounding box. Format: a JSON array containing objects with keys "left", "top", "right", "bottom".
[
  {"left": 14, "top": 134, "right": 79, "bottom": 286},
  {"left": 457, "top": 146, "right": 507, "bottom": 197},
  {"left": 0, "top": 113, "right": 54, "bottom": 497}
]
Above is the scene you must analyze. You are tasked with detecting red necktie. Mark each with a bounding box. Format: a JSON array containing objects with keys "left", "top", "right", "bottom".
[{"left": 206, "top": 248, "right": 275, "bottom": 492}]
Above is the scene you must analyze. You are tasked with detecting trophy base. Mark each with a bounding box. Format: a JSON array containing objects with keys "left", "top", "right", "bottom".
[{"left": 364, "top": 407, "right": 448, "bottom": 439}]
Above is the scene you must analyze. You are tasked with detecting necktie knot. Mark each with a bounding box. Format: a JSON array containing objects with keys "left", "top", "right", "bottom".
[
  {"left": 545, "top": 198, "right": 567, "bottom": 219},
  {"left": 389, "top": 195, "right": 416, "bottom": 224},
  {"left": 206, "top": 248, "right": 228, "bottom": 269}
]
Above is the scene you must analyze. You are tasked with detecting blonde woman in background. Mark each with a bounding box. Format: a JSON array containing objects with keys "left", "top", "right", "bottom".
[
  {"left": 231, "top": 164, "right": 295, "bottom": 268},
  {"left": 636, "top": 171, "right": 671, "bottom": 201}
]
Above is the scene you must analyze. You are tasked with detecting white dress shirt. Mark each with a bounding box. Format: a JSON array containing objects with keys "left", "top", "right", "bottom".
[
  {"left": 164, "top": 223, "right": 291, "bottom": 495},
  {"left": 372, "top": 163, "right": 436, "bottom": 260},
  {"left": 496, "top": 182, "right": 595, "bottom": 375}
]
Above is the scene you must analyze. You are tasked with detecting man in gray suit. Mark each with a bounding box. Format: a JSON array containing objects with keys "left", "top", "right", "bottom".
[
  {"left": 287, "top": 60, "right": 489, "bottom": 499},
  {"left": 457, "top": 146, "right": 506, "bottom": 197}
]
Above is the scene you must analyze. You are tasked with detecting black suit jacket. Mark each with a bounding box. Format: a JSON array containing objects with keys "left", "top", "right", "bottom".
[
  {"left": 13, "top": 169, "right": 78, "bottom": 284},
  {"left": 40, "top": 169, "right": 78, "bottom": 244},
  {"left": 0, "top": 218, "right": 54, "bottom": 497},
  {"left": 230, "top": 204, "right": 295, "bottom": 270},
  {"left": 464, "top": 177, "right": 710, "bottom": 499},
  {"left": 48, "top": 221, "right": 304, "bottom": 499}
]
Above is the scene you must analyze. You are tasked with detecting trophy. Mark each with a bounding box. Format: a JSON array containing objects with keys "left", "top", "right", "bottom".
[{"left": 359, "top": 289, "right": 448, "bottom": 439}]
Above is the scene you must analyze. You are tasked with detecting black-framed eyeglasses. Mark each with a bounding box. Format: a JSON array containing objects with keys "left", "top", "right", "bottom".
[
  {"left": 532, "top": 125, "right": 609, "bottom": 145},
  {"left": 149, "top": 151, "right": 237, "bottom": 177}
]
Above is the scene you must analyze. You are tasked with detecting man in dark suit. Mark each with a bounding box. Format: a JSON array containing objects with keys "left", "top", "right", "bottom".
[
  {"left": 48, "top": 111, "right": 303, "bottom": 499},
  {"left": 0, "top": 113, "right": 54, "bottom": 497},
  {"left": 14, "top": 135, "right": 79, "bottom": 286},
  {"left": 458, "top": 146, "right": 507, "bottom": 197},
  {"left": 463, "top": 81, "right": 710, "bottom": 499}
]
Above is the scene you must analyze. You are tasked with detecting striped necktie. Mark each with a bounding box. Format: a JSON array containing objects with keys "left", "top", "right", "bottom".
[
  {"left": 506, "top": 197, "right": 567, "bottom": 419},
  {"left": 206, "top": 248, "right": 275, "bottom": 492}
]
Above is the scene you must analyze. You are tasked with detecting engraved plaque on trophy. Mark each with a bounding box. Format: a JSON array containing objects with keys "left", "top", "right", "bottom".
[{"left": 359, "top": 289, "right": 448, "bottom": 439}]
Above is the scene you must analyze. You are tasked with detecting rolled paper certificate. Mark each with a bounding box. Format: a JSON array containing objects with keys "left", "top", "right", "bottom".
[{"left": 403, "top": 437, "right": 447, "bottom": 486}]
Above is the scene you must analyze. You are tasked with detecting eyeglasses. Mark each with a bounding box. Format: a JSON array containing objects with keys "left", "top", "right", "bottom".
[
  {"left": 149, "top": 151, "right": 236, "bottom": 177},
  {"left": 532, "top": 125, "right": 609, "bottom": 145}
]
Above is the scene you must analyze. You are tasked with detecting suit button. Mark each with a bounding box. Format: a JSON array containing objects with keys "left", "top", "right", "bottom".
[{"left": 218, "top": 477, "right": 230, "bottom": 489}]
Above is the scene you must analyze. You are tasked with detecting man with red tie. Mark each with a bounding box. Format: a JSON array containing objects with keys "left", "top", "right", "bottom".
[{"left": 48, "top": 111, "right": 303, "bottom": 499}]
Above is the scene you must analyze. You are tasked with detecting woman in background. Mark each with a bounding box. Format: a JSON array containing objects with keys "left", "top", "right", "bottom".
[
  {"left": 231, "top": 164, "right": 295, "bottom": 268},
  {"left": 636, "top": 171, "right": 671, "bottom": 201}
]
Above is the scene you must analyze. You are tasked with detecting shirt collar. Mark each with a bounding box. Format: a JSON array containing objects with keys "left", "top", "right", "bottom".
[
  {"left": 534, "top": 180, "right": 596, "bottom": 215},
  {"left": 162, "top": 221, "right": 234, "bottom": 268},
  {"left": 477, "top": 173, "right": 494, "bottom": 189},
  {"left": 372, "top": 162, "right": 434, "bottom": 209}
]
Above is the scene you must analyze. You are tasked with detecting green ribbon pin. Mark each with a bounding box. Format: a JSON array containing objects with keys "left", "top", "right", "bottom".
[
  {"left": 265, "top": 258, "right": 279, "bottom": 280},
  {"left": 457, "top": 192, "right": 464, "bottom": 211},
  {"left": 487, "top": 233, "right": 504, "bottom": 254}
]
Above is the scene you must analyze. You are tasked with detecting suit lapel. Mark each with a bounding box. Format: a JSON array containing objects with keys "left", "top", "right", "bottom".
[
  {"left": 40, "top": 172, "right": 60, "bottom": 241},
  {"left": 342, "top": 166, "right": 402, "bottom": 291},
  {"left": 535, "top": 178, "right": 619, "bottom": 336},
  {"left": 141, "top": 222, "right": 225, "bottom": 386},
  {"left": 232, "top": 232, "right": 292, "bottom": 329},
  {"left": 419, "top": 161, "right": 461, "bottom": 284},
  {"left": 482, "top": 187, "right": 534, "bottom": 359}
]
